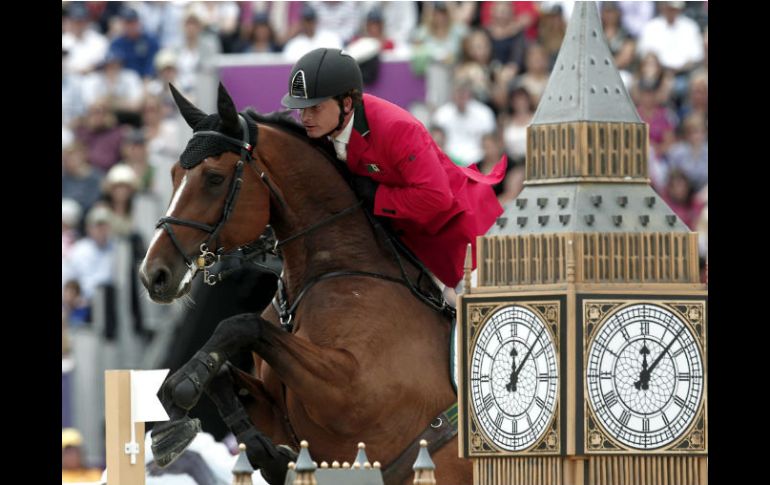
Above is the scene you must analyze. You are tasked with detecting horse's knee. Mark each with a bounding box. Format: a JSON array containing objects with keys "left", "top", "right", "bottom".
[{"left": 206, "top": 313, "right": 262, "bottom": 352}]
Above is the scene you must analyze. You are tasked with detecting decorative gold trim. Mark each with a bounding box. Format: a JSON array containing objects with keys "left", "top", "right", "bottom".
[
  {"left": 461, "top": 298, "right": 563, "bottom": 457},
  {"left": 582, "top": 298, "right": 707, "bottom": 454}
]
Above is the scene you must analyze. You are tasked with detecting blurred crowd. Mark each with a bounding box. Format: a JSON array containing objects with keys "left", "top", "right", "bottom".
[{"left": 62, "top": 0, "right": 708, "bottom": 473}]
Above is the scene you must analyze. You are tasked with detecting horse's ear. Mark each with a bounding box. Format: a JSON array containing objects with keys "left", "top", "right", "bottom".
[
  {"left": 169, "top": 83, "right": 206, "bottom": 129},
  {"left": 217, "top": 82, "right": 240, "bottom": 136}
]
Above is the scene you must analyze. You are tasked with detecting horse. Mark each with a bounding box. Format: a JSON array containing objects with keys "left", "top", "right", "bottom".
[{"left": 139, "top": 83, "right": 470, "bottom": 485}]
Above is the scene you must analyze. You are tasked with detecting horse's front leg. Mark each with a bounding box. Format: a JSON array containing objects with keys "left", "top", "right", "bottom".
[
  {"left": 206, "top": 363, "right": 297, "bottom": 485},
  {"left": 152, "top": 313, "right": 264, "bottom": 466}
]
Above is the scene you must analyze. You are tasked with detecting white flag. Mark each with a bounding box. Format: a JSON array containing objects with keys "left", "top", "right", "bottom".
[{"left": 131, "top": 369, "right": 170, "bottom": 423}]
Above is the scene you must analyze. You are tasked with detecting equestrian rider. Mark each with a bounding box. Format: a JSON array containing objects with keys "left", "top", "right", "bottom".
[{"left": 281, "top": 47, "right": 506, "bottom": 291}]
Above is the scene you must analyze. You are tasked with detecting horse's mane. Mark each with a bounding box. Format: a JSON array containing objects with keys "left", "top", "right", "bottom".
[
  {"left": 243, "top": 108, "right": 347, "bottom": 176},
  {"left": 243, "top": 108, "right": 307, "bottom": 139}
]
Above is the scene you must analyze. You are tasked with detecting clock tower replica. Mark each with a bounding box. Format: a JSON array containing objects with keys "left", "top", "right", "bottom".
[{"left": 457, "top": 3, "right": 707, "bottom": 484}]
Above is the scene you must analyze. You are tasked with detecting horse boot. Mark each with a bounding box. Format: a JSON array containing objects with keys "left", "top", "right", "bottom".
[
  {"left": 207, "top": 363, "right": 297, "bottom": 485},
  {"left": 151, "top": 350, "right": 228, "bottom": 467}
]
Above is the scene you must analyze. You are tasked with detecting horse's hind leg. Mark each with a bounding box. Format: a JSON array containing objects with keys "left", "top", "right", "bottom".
[{"left": 207, "top": 363, "right": 297, "bottom": 485}]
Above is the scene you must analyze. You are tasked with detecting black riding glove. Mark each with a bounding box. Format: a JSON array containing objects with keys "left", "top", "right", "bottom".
[{"left": 350, "top": 174, "right": 379, "bottom": 212}]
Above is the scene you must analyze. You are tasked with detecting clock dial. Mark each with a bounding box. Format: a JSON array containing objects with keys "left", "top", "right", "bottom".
[
  {"left": 586, "top": 303, "right": 704, "bottom": 450},
  {"left": 470, "top": 305, "right": 558, "bottom": 451}
]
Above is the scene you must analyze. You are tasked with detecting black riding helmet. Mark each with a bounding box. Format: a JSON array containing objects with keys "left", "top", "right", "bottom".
[{"left": 281, "top": 48, "right": 363, "bottom": 109}]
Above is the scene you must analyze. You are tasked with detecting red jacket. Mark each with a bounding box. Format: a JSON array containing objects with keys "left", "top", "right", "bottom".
[{"left": 346, "top": 94, "right": 506, "bottom": 288}]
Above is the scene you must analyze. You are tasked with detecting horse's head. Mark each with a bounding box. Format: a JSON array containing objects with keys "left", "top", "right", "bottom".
[{"left": 140, "top": 84, "right": 271, "bottom": 303}]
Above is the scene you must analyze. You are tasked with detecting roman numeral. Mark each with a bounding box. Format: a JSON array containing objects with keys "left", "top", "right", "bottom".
[
  {"left": 535, "top": 397, "right": 546, "bottom": 408},
  {"left": 662, "top": 413, "right": 670, "bottom": 426},
  {"left": 674, "top": 396, "right": 686, "bottom": 408},
  {"left": 495, "top": 413, "right": 504, "bottom": 430},
  {"left": 601, "top": 372, "right": 613, "bottom": 380},
  {"left": 480, "top": 375, "right": 490, "bottom": 383},
  {"left": 678, "top": 373, "right": 690, "bottom": 381},
  {"left": 620, "top": 326, "right": 631, "bottom": 341},
  {"left": 534, "top": 347, "right": 545, "bottom": 359},
  {"left": 513, "top": 419, "right": 518, "bottom": 434},
  {"left": 619, "top": 410, "right": 630, "bottom": 426},
  {"left": 604, "top": 391, "right": 618, "bottom": 408},
  {"left": 640, "top": 322, "right": 649, "bottom": 335},
  {"left": 642, "top": 418, "right": 650, "bottom": 433},
  {"left": 539, "top": 373, "right": 550, "bottom": 381},
  {"left": 483, "top": 394, "right": 495, "bottom": 411}
]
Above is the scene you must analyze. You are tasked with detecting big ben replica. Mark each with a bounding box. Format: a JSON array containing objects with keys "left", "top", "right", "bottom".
[{"left": 457, "top": 2, "right": 707, "bottom": 484}]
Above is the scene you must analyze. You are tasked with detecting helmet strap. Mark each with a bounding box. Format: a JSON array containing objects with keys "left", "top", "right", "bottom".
[{"left": 322, "top": 97, "right": 350, "bottom": 139}]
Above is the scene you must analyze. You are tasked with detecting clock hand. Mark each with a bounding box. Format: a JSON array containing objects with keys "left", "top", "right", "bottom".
[
  {"left": 635, "top": 326, "right": 685, "bottom": 390},
  {"left": 634, "top": 343, "right": 651, "bottom": 390},
  {"left": 506, "top": 346, "right": 518, "bottom": 392},
  {"left": 510, "top": 327, "right": 546, "bottom": 384}
]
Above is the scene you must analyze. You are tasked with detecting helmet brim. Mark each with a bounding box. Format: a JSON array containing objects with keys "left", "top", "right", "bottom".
[{"left": 280, "top": 93, "right": 332, "bottom": 109}]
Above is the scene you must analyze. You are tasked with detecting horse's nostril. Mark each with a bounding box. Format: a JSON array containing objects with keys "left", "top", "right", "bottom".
[{"left": 152, "top": 267, "right": 170, "bottom": 295}]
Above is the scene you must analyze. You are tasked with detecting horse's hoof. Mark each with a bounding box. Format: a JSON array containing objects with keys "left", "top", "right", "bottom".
[{"left": 150, "top": 416, "right": 201, "bottom": 468}]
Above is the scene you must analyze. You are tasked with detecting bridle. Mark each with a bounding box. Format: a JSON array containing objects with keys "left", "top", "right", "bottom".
[{"left": 155, "top": 115, "right": 362, "bottom": 287}]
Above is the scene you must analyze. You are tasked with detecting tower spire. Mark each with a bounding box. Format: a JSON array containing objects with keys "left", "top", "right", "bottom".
[{"left": 533, "top": 1, "right": 641, "bottom": 125}]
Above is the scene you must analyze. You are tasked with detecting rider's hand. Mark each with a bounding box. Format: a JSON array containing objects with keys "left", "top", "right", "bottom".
[{"left": 350, "top": 174, "right": 378, "bottom": 212}]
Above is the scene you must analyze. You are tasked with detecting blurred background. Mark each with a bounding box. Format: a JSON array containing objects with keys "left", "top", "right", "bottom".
[{"left": 61, "top": 0, "right": 708, "bottom": 477}]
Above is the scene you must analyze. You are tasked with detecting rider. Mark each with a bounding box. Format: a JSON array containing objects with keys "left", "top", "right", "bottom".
[{"left": 281, "top": 47, "right": 506, "bottom": 292}]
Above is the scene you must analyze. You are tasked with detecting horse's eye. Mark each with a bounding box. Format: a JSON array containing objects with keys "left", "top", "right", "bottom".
[{"left": 207, "top": 174, "right": 225, "bottom": 186}]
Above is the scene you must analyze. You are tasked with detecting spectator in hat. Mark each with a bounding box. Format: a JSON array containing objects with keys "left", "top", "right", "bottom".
[
  {"left": 62, "top": 198, "right": 83, "bottom": 259},
  {"left": 283, "top": 4, "right": 343, "bottom": 62},
  {"left": 99, "top": 164, "right": 141, "bottom": 238},
  {"left": 109, "top": 6, "right": 160, "bottom": 79},
  {"left": 62, "top": 428, "right": 103, "bottom": 483}
]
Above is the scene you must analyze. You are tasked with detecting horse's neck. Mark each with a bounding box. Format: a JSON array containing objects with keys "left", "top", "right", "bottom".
[{"left": 258, "top": 127, "right": 396, "bottom": 298}]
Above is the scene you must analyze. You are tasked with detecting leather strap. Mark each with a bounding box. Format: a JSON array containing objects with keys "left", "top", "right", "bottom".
[{"left": 382, "top": 403, "right": 458, "bottom": 484}]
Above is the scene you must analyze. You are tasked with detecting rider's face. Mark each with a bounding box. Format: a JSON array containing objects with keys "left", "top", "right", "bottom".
[{"left": 300, "top": 98, "right": 341, "bottom": 138}]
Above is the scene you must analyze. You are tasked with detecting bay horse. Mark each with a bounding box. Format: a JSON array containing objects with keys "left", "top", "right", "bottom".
[{"left": 139, "top": 84, "right": 470, "bottom": 485}]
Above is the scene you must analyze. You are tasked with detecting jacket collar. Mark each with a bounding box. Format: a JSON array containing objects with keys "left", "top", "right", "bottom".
[{"left": 353, "top": 101, "right": 370, "bottom": 137}]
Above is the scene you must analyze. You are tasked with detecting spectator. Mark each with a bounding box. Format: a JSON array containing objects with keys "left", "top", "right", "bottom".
[
  {"left": 309, "top": 0, "right": 366, "bottom": 45},
  {"left": 660, "top": 169, "right": 704, "bottom": 230},
  {"left": 537, "top": 3, "right": 567, "bottom": 69},
  {"left": 637, "top": 1, "right": 704, "bottom": 105},
  {"left": 62, "top": 205, "right": 116, "bottom": 302},
  {"left": 502, "top": 84, "right": 536, "bottom": 166},
  {"left": 678, "top": 70, "right": 708, "bottom": 130},
  {"left": 631, "top": 52, "right": 674, "bottom": 107},
  {"left": 479, "top": 1, "right": 539, "bottom": 42},
  {"left": 62, "top": 2, "right": 109, "bottom": 76},
  {"left": 617, "top": 1, "right": 655, "bottom": 39},
  {"left": 283, "top": 4, "right": 343, "bottom": 62},
  {"left": 455, "top": 29, "right": 495, "bottom": 105},
  {"left": 62, "top": 198, "right": 83, "bottom": 259},
  {"left": 142, "top": 96, "right": 182, "bottom": 206},
  {"left": 634, "top": 79, "right": 677, "bottom": 159},
  {"left": 62, "top": 428, "right": 103, "bottom": 483},
  {"left": 81, "top": 50, "right": 144, "bottom": 115},
  {"left": 74, "top": 100, "right": 124, "bottom": 173},
  {"left": 176, "top": 7, "right": 223, "bottom": 103},
  {"left": 601, "top": 1, "right": 635, "bottom": 87},
  {"left": 109, "top": 7, "right": 161, "bottom": 79},
  {"left": 242, "top": 12, "right": 281, "bottom": 53},
  {"left": 484, "top": 1, "right": 528, "bottom": 79},
  {"left": 432, "top": 79, "right": 497, "bottom": 167},
  {"left": 62, "top": 49, "right": 87, "bottom": 128},
  {"left": 518, "top": 43, "right": 551, "bottom": 107},
  {"left": 62, "top": 141, "right": 104, "bottom": 214},
  {"left": 371, "top": 1, "right": 418, "bottom": 55},
  {"left": 666, "top": 114, "right": 708, "bottom": 192},
  {"left": 99, "top": 164, "right": 141, "bottom": 238}
]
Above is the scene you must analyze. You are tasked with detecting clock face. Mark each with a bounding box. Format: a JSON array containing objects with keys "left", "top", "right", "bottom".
[
  {"left": 586, "top": 303, "right": 704, "bottom": 450},
  {"left": 470, "top": 305, "right": 558, "bottom": 451}
]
